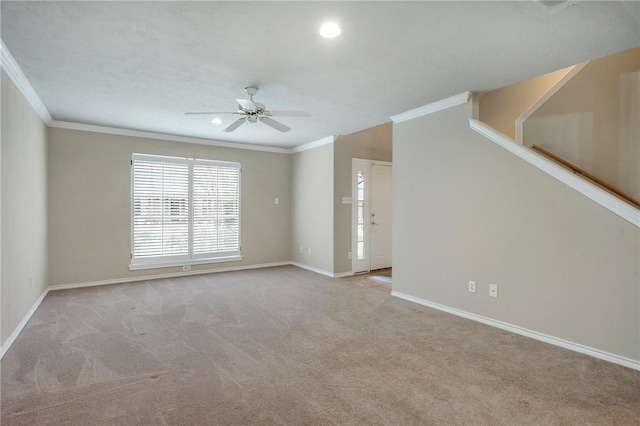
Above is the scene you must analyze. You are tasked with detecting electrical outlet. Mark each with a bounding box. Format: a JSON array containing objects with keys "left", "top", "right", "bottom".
[
  {"left": 183, "top": 265, "right": 191, "bottom": 271},
  {"left": 468, "top": 281, "right": 476, "bottom": 293},
  {"left": 274, "top": 197, "right": 279, "bottom": 205},
  {"left": 299, "top": 246, "right": 303, "bottom": 253},
  {"left": 307, "top": 248, "right": 312, "bottom": 255},
  {"left": 347, "top": 252, "right": 352, "bottom": 259},
  {"left": 489, "top": 283, "right": 498, "bottom": 298}
]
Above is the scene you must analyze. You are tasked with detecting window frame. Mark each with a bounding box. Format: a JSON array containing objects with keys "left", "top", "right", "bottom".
[{"left": 129, "top": 153, "right": 242, "bottom": 270}]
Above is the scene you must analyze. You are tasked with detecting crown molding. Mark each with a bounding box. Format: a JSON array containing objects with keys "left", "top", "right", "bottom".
[
  {"left": 0, "top": 39, "right": 52, "bottom": 123},
  {"left": 290, "top": 135, "right": 336, "bottom": 153},
  {"left": 390, "top": 91, "right": 471, "bottom": 124},
  {"left": 2, "top": 38, "right": 334, "bottom": 155},
  {"left": 469, "top": 119, "right": 640, "bottom": 229},
  {"left": 49, "top": 120, "right": 292, "bottom": 154}
]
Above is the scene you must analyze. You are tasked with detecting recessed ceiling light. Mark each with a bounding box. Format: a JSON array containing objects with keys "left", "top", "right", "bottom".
[
  {"left": 319, "top": 22, "right": 341, "bottom": 38},
  {"left": 211, "top": 117, "right": 222, "bottom": 125}
]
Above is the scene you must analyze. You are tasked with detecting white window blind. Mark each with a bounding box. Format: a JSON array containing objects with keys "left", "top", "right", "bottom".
[
  {"left": 131, "top": 154, "right": 241, "bottom": 269},
  {"left": 192, "top": 160, "right": 241, "bottom": 259}
]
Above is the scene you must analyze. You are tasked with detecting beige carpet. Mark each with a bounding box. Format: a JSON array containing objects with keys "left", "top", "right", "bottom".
[{"left": 1, "top": 265, "right": 638, "bottom": 425}]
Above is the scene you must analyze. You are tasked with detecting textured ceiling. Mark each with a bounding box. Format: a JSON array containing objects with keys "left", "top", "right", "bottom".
[{"left": 2, "top": 1, "right": 639, "bottom": 149}]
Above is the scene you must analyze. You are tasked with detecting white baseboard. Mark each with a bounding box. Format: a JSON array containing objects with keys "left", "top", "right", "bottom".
[
  {"left": 1, "top": 262, "right": 291, "bottom": 358},
  {"left": 289, "top": 262, "right": 335, "bottom": 277},
  {"left": 4, "top": 261, "right": 348, "bottom": 360},
  {"left": 391, "top": 291, "right": 640, "bottom": 371},
  {"left": 289, "top": 262, "right": 354, "bottom": 278},
  {"left": 0, "top": 288, "right": 50, "bottom": 359},
  {"left": 7, "top": 271, "right": 634, "bottom": 372},
  {"left": 48, "top": 261, "right": 292, "bottom": 291}
]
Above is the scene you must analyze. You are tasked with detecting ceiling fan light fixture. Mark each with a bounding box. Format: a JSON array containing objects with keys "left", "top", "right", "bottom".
[
  {"left": 186, "top": 86, "right": 310, "bottom": 133},
  {"left": 319, "top": 22, "right": 341, "bottom": 38}
]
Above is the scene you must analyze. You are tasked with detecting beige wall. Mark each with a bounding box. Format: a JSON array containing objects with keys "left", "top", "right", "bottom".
[
  {"left": 333, "top": 123, "right": 392, "bottom": 273},
  {"left": 479, "top": 67, "right": 572, "bottom": 139},
  {"left": 291, "top": 144, "right": 334, "bottom": 272},
  {"left": 48, "top": 128, "right": 291, "bottom": 286},
  {"left": 1, "top": 71, "right": 49, "bottom": 346},
  {"left": 524, "top": 46, "right": 640, "bottom": 201},
  {"left": 393, "top": 101, "right": 640, "bottom": 361}
]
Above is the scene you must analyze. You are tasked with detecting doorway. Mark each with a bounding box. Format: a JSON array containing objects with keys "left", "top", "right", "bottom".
[{"left": 351, "top": 159, "right": 392, "bottom": 274}]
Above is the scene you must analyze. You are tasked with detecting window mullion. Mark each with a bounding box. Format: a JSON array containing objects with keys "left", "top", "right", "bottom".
[
  {"left": 188, "top": 160, "right": 194, "bottom": 261},
  {"left": 215, "top": 167, "right": 220, "bottom": 252},
  {"left": 161, "top": 162, "right": 166, "bottom": 257}
]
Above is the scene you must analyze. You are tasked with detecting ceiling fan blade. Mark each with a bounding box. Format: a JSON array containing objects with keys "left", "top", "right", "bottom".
[
  {"left": 223, "top": 118, "right": 246, "bottom": 133},
  {"left": 185, "top": 112, "right": 236, "bottom": 115},
  {"left": 236, "top": 99, "right": 256, "bottom": 111},
  {"left": 267, "top": 110, "right": 312, "bottom": 117},
  {"left": 261, "top": 117, "right": 291, "bottom": 133}
]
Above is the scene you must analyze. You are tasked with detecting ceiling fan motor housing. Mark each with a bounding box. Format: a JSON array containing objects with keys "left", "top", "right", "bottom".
[
  {"left": 245, "top": 86, "right": 259, "bottom": 98},
  {"left": 186, "top": 85, "right": 308, "bottom": 133}
]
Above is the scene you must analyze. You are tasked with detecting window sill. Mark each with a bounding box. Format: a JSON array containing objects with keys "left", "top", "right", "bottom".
[{"left": 129, "top": 255, "right": 243, "bottom": 271}]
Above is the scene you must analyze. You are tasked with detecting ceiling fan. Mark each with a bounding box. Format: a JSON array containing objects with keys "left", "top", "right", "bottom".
[{"left": 186, "top": 86, "right": 311, "bottom": 133}]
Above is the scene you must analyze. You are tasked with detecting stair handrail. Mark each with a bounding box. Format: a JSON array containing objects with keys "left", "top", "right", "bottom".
[
  {"left": 469, "top": 119, "right": 640, "bottom": 229},
  {"left": 531, "top": 145, "right": 640, "bottom": 209}
]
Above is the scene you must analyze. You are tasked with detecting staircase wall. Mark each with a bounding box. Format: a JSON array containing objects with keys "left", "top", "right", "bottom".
[
  {"left": 479, "top": 66, "right": 572, "bottom": 139},
  {"left": 393, "top": 100, "right": 640, "bottom": 364},
  {"left": 523, "top": 46, "right": 640, "bottom": 201}
]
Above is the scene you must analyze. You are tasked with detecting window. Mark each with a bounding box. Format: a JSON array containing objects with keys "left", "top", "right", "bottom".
[
  {"left": 356, "top": 170, "right": 366, "bottom": 260},
  {"left": 131, "top": 153, "right": 241, "bottom": 269}
]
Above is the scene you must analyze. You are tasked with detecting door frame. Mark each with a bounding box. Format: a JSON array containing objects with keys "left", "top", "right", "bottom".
[{"left": 351, "top": 158, "right": 392, "bottom": 273}]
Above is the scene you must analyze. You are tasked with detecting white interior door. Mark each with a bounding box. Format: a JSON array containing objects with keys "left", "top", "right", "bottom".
[
  {"left": 352, "top": 160, "right": 392, "bottom": 273},
  {"left": 370, "top": 164, "right": 392, "bottom": 270}
]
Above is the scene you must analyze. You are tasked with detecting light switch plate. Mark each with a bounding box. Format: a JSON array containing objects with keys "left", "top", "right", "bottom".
[{"left": 489, "top": 283, "right": 498, "bottom": 298}]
